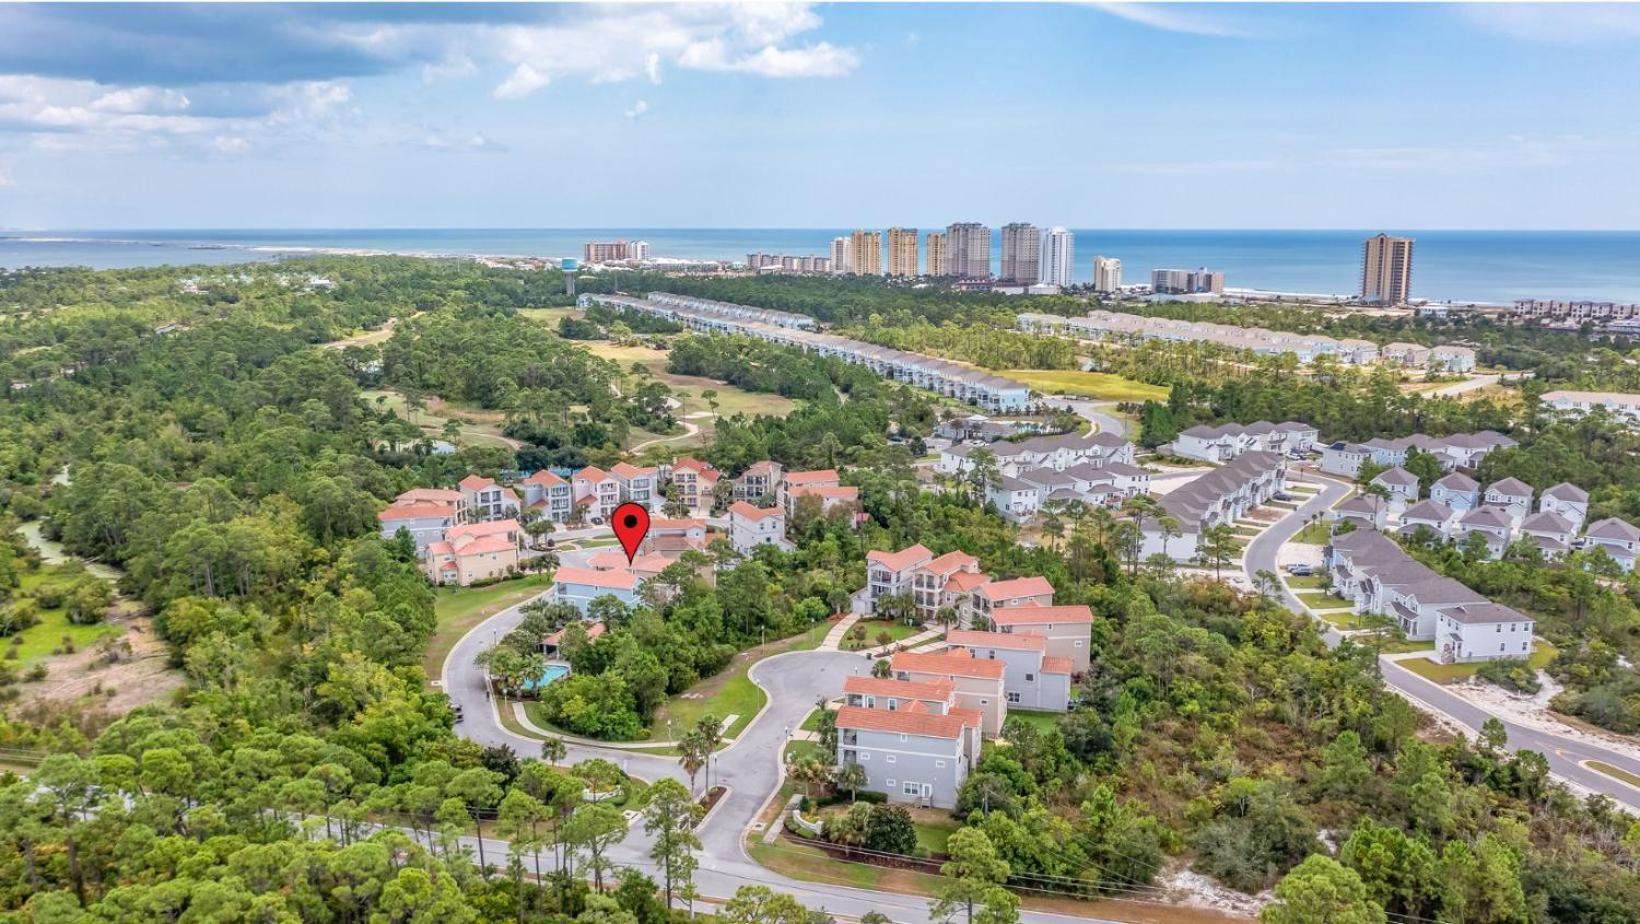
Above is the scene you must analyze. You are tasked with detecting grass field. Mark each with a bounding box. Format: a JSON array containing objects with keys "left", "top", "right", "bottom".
[
  {"left": 1004, "top": 710, "right": 1063, "bottom": 734},
  {"left": 1297, "top": 592, "right": 1353, "bottom": 610},
  {"left": 362, "top": 388, "right": 517, "bottom": 449},
  {"left": 6, "top": 566, "right": 122, "bottom": 666},
  {"left": 644, "top": 620, "right": 831, "bottom": 740},
  {"left": 1398, "top": 640, "right": 1558, "bottom": 684},
  {"left": 914, "top": 816, "right": 962, "bottom": 855},
  {"left": 1293, "top": 521, "right": 1333, "bottom": 545},
  {"left": 841, "top": 619, "right": 925, "bottom": 651},
  {"left": 517, "top": 307, "right": 582, "bottom": 326},
  {"left": 423, "top": 574, "right": 553, "bottom": 680},
  {"left": 1000, "top": 369, "right": 1168, "bottom": 402},
  {"left": 1285, "top": 574, "right": 1328, "bottom": 589},
  {"left": 1588, "top": 760, "right": 1640, "bottom": 789}
]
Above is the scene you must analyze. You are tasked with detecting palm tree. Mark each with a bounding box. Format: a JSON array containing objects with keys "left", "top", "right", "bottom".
[
  {"left": 677, "top": 730, "right": 708, "bottom": 796},
  {"left": 835, "top": 762, "right": 867, "bottom": 802}
]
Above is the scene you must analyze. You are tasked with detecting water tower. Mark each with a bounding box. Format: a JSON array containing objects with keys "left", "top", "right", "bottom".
[{"left": 561, "top": 257, "right": 579, "bottom": 296}]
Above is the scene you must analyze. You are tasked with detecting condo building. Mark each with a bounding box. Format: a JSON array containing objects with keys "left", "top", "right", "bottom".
[
  {"left": 925, "top": 231, "right": 949, "bottom": 277},
  {"left": 1039, "top": 227, "right": 1074, "bottom": 288},
  {"left": 946, "top": 222, "right": 992, "bottom": 279},
  {"left": 583, "top": 240, "right": 648, "bottom": 263},
  {"left": 1092, "top": 256, "right": 1121, "bottom": 294},
  {"left": 1362, "top": 233, "right": 1414, "bottom": 305},
  {"left": 887, "top": 227, "right": 920, "bottom": 277},
  {"left": 1000, "top": 222, "right": 1042, "bottom": 284},
  {"left": 849, "top": 230, "right": 883, "bottom": 276},
  {"left": 829, "top": 236, "right": 853, "bottom": 274}
]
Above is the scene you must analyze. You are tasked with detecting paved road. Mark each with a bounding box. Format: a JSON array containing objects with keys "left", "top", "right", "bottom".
[
  {"left": 1243, "top": 471, "right": 1640, "bottom": 810},
  {"left": 1047, "top": 397, "right": 1131, "bottom": 439}
]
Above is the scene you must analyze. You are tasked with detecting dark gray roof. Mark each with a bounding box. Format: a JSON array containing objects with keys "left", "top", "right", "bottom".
[
  {"left": 1434, "top": 472, "right": 1479, "bottom": 492},
  {"left": 1371, "top": 467, "right": 1419, "bottom": 487},
  {"left": 1542, "top": 482, "right": 1589, "bottom": 503},
  {"left": 1485, "top": 477, "right": 1533, "bottom": 497},
  {"left": 1586, "top": 518, "right": 1640, "bottom": 543}
]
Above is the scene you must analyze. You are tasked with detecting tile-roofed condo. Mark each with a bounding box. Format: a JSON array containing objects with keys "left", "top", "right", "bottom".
[
  {"left": 946, "top": 628, "right": 1046, "bottom": 652},
  {"left": 890, "top": 649, "right": 1009, "bottom": 736},
  {"left": 892, "top": 649, "right": 1006, "bottom": 680},
  {"left": 842, "top": 675, "right": 956, "bottom": 706}
]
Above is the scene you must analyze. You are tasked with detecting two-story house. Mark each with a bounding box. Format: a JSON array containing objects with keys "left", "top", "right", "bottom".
[
  {"left": 890, "top": 650, "right": 1008, "bottom": 737},
  {"left": 377, "top": 488, "right": 463, "bottom": 555},
  {"left": 727, "top": 502, "right": 790, "bottom": 554},
  {"left": 1538, "top": 483, "right": 1589, "bottom": 530},
  {"left": 989, "top": 603, "right": 1094, "bottom": 673},
  {"left": 423, "top": 519, "right": 521, "bottom": 586},
  {"left": 834, "top": 703, "right": 981, "bottom": 810},
  {"left": 945, "top": 630, "right": 1072, "bottom": 713},
  {"left": 551, "top": 565, "right": 642, "bottom": 612},
  {"left": 1430, "top": 472, "right": 1481, "bottom": 512},
  {"left": 1584, "top": 517, "right": 1640, "bottom": 572}
]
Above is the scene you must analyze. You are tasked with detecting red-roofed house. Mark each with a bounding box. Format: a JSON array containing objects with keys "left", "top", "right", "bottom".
[
  {"left": 911, "top": 550, "right": 984, "bottom": 620},
  {"left": 572, "top": 466, "right": 620, "bottom": 523},
  {"left": 728, "top": 501, "right": 790, "bottom": 553},
  {"left": 666, "top": 458, "right": 719, "bottom": 514},
  {"left": 610, "top": 462, "right": 662, "bottom": 510},
  {"left": 551, "top": 566, "right": 642, "bottom": 612},
  {"left": 781, "top": 469, "right": 840, "bottom": 509},
  {"left": 734, "top": 460, "right": 785, "bottom": 504},
  {"left": 972, "top": 576, "right": 1055, "bottom": 624},
  {"left": 519, "top": 470, "right": 574, "bottom": 523},
  {"left": 458, "top": 474, "right": 521, "bottom": 522},
  {"left": 835, "top": 704, "right": 979, "bottom": 809},
  {"left": 945, "top": 629, "right": 1071, "bottom": 713},
  {"left": 891, "top": 649, "right": 1007, "bottom": 736},
  {"left": 541, "top": 621, "right": 605, "bottom": 658},
  {"left": 990, "top": 604, "right": 1094, "bottom": 672},
  {"left": 787, "top": 484, "right": 860, "bottom": 521},
  {"left": 422, "top": 518, "right": 522, "bottom": 586},
  {"left": 853, "top": 545, "right": 934, "bottom": 615},
  {"left": 378, "top": 491, "right": 461, "bottom": 555}
]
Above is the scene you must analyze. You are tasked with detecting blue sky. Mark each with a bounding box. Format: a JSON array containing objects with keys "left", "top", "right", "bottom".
[{"left": 1, "top": 2, "right": 1638, "bottom": 229}]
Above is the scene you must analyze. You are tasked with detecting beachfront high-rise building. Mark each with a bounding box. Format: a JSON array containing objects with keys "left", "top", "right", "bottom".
[
  {"left": 583, "top": 240, "right": 648, "bottom": 263},
  {"left": 946, "top": 222, "right": 992, "bottom": 279},
  {"left": 1361, "top": 233, "right": 1414, "bottom": 305},
  {"left": 887, "top": 227, "right": 920, "bottom": 277},
  {"left": 829, "top": 236, "right": 853, "bottom": 274},
  {"left": 926, "top": 231, "right": 949, "bottom": 277},
  {"left": 1153, "top": 267, "right": 1224, "bottom": 296},
  {"left": 1000, "top": 223, "right": 1041, "bottom": 284},
  {"left": 850, "top": 230, "right": 883, "bottom": 276},
  {"left": 1040, "top": 227, "right": 1074, "bottom": 287},
  {"left": 1093, "top": 256, "right": 1122, "bottom": 295}
]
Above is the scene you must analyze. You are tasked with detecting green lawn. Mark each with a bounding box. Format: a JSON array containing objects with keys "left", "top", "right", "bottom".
[
  {"left": 914, "top": 817, "right": 962, "bottom": 855},
  {"left": 1003, "top": 710, "right": 1063, "bottom": 735},
  {"left": 5, "top": 566, "right": 122, "bottom": 666},
  {"left": 518, "top": 307, "right": 582, "bottom": 326},
  {"left": 1296, "top": 592, "right": 1352, "bottom": 610},
  {"left": 1588, "top": 760, "right": 1640, "bottom": 789},
  {"left": 1285, "top": 574, "right": 1328, "bottom": 589},
  {"left": 1000, "top": 369, "right": 1167, "bottom": 402},
  {"left": 1293, "top": 521, "right": 1333, "bottom": 545},
  {"left": 424, "top": 574, "right": 553, "bottom": 680},
  {"left": 647, "top": 662, "right": 766, "bottom": 742},
  {"left": 841, "top": 619, "right": 925, "bottom": 651},
  {"left": 784, "top": 740, "right": 822, "bottom": 764},
  {"left": 1399, "top": 640, "right": 1557, "bottom": 684},
  {"left": 799, "top": 707, "right": 826, "bottom": 733}
]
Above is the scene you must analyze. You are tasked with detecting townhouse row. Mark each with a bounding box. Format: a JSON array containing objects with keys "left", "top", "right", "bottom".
[
  {"left": 1141, "top": 450, "right": 1288, "bottom": 562},
  {"left": 1318, "top": 430, "right": 1517, "bottom": 477},
  {"left": 1172, "top": 420, "right": 1320, "bottom": 463},
  {"left": 1327, "top": 529, "right": 1535, "bottom": 664},
  {"left": 1016, "top": 310, "right": 1477, "bottom": 372},
  {"left": 936, "top": 431, "right": 1147, "bottom": 521},
  {"left": 1539, "top": 390, "right": 1640, "bottom": 427},
  {"left": 1340, "top": 471, "right": 1637, "bottom": 570},
  {"left": 582, "top": 293, "right": 1033, "bottom": 413}
]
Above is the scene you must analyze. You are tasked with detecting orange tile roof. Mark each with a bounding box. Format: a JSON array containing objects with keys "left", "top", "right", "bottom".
[
  {"left": 945, "top": 571, "right": 993, "bottom": 592},
  {"left": 553, "top": 566, "right": 639, "bottom": 590},
  {"left": 990, "top": 604, "right": 1094, "bottom": 626},
  {"left": 841, "top": 675, "right": 955, "bottom": 702},
  {"left": 651, "top": 518, "right": 707, "bottom": 532},
  {"left": 785, "top": 469, "right": 839, "bottom": 486},
  {"left": 947, "top": 629, "right": 1046, "bottom": 652},
  {"left": 791, "top": 485, "right": 857, "bottom": 501},
  {"left": 729, "top": 501, "right": 784, "bottom": 521},
  {"left": 378, "top": 502, "right": 456, "bottom": 521},
  {"left": 920, "top": 551, "right": 980, "bottom": 576},
  {"left": 978, "top": 576, "right": 1054, "bottom": 603},
  {"left": 627, "top": 553, "right": 674, "bottom": 574},
  {"left": 458, "top": 474, "right": 498, "bottom": 491},
  {"left": 445, "top": 519, "right": 519, "bottom": 541},
  {"left": 574, "top": 466, "right": 609, "bottom": 482},
  {"left": 544, "top": 621, "right": 606, "bottom": 646},
  {"left": 835, "top": 705, "right": 967, "bottom": 739},
  {"left": 521, "top": 470, "right": 567, "bottom": 487},
  {"left": 867, "top": 544, "right": 933, "bottom": 572},
  {"left": 1042, "top": 656, "right": 1074, "bottom": 674},
  {"left": 397, "top": 488, "right": 464, "bottom": 503},
  {"left": 891, "top": 650, "right": 1006, "bottom": 680},
  {"left": 453, "top": 535, "right": 516, "bottom": 557},
  {"left": 587, "top": 550, "right": 630, "bottom": 570}
]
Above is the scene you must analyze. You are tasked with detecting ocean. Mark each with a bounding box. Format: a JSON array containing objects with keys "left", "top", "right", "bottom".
[{"left": 3, "top": 228, "right": 1639, "bottom": 304}]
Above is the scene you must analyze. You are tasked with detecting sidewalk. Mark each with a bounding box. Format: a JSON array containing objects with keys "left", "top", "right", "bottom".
[
  {"left": 859, "top": 626, "right": 944, "bottom": 657},
  {"left": 818, "top": 614, "right": 861, "bottom": 651}
]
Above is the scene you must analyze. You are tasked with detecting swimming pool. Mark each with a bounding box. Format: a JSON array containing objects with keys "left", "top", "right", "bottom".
[{"left": 523, "top": 664, "right": 571, "bottom": 692}]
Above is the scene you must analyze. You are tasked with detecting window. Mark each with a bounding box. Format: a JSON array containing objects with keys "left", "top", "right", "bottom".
[
  {"left": 1006, "top": 692, "right": 1021, "bottom": 704},
  {"left": 898, "top": 734, "right": 907, "bottom": 743},
  {"left": 1025, "top": 673, "right": 1035, "bottom": 683},
  {"left": 860, "top": 753, "right": 870, "bottom": 761},
  {"left": 886, "top": 779, "right": 896, "bottom": 789},
  {"left": 935, "top": 760, "right": 946, "bottom": 768},
  {"left": 1074, "top": 640, "right": 1084, "bottom": 648},
  {"left": 903, "top": 781, "right": 921, "bottom": 796},
  {"left": 886, "top": 755, "right": 896, "bottom": 764}
]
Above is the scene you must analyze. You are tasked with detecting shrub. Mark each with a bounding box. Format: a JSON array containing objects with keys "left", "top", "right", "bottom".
[{"left": 1477, "top": 659, "right": 1541, "bottom": 694}]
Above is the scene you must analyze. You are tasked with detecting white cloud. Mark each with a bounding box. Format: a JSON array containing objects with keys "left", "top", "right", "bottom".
[
  {"left": 211, "top": 135, "right": 249, "bottom": 155},
  {"left": 624, "top": 99, "right": 650, "bottom": 120},
  {"left": 679, "top": 40, "right": 859, "bottom": 78},
  {"left": 1459, "top": 4, "right": 1640, "bottom": 43},
  {"left": 644, "top": 53, "right": 661, "bottom": 85},
  {"left": 0, "top": 162, "right": 11, "bottom": 187},
  {"left": 493, "top": 63, "right": 550, "bottom": 100},
  {"left": 90, "top": 86, "right": 190, "bottom": 114},
  {"left": 1087, "top": 2, "right": 1264, "bottom": 39},
  {"left": 419, "top": 128, "right": 503, "bottom": 152}
]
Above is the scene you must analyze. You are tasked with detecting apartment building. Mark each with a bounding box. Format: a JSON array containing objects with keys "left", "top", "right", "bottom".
[
  {"left": 911, "top": 551, "right": 983, "bottom": 619},
  {"left": 887, "top": 227, "right": 919, "bottom": 277},
  {"left": 733, "top": 461, "right": 784, "bottom": 504},
  {"left": 1142, "top": 451, "right": 1286, "bottom": 561},
  {"left": 551, "top": 566, "right": 642, "bottom": 612},
  {"left": 572, "top": 466, "right": 622, "bottom": 522},
  {"left": 829, "top": 236, "right": 852, "bottom": 274},
  {"left": 585, "top": 294, "right": 1031, "bottom": 413},
  {"left": 945, "top": 629, "right": 1072, "bottom": 713},
  {"left": 834, "top": 701, "right": 980, "bottom": 810},
  {"left": 925, "top": 231, "right": 949, "bottom": 277},
  {"left": 583, "top": 240, "right": 648, "bottom": 263},
  {"left": 855, "top": 545, "right": 934, "bottom": 614},
  {"left": 423, "top": 520, "right": 521, "bottom": 586},
  {"left": 727, "top": 501, "right": 790, "bottom": 554},
  {"left": 890, "top": 650, "right": 1008, "bottom": 737},
  {"left": 972, "top": 576, "right": 1055, "bottom": 623},
  {"left": 377, "top": 489, "right": 463, "bottom": 554},
  {"left": 946, "top": 222, "right": 992, "bottom": 280},
  {"left": 1092, "top": 256, "right": 1121, "bottom": 294},
  {"left": 665, "top": 458, "right": 720, "bottom": 514},
  {"left": 610, "top": 462, "right": 662, "bottom": 511},
  {"left": 1325, "top": 431, "right": 1515, "bottom": 477},
  {"left": 519, "top": 470, "right": 574, "bottom": 523},
  {"left": 937, "top": 431, "right": 1135, "bottom": 477},
  {"left": 1361, "top": 233, "right": 1414, "bottom": 305},
  {"left": 989, "top": 604, "right": 1093, "bottom": 673},
  {"left": 1512, "top": 300, "right": 1640, "bottom": 326},
  {"left": 459, "top": 475, "right": 521, "bottom": 522},
  {"left": 849, "top": 230, "right": 883, "bottom": 276},
  {"left": 1040, "top": 227, "right": 1074, "bottom": 288}
]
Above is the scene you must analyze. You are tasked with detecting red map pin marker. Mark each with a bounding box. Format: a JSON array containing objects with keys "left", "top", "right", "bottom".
[{"left": 611, "top": 502, "right": 650, "bottom": 565}]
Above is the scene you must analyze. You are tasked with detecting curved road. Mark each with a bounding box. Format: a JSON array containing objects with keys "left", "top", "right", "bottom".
[{"left": 1243, "top": 471, "right": 1640, "bottom": 810}]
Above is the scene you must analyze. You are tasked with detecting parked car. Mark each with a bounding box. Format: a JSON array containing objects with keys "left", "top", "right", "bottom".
[
  {"left": 1274, "top": 492, "right": 1296, "bottom": 502},
  {"left": 1286, "top": 563, "right": 1315, "bottom": 576}
]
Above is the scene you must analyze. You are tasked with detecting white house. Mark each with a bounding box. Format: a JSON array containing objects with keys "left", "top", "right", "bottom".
[
  {"left": 835, "top": 703, "right": 980, "bottom": 810},
  {"left": 1519, "top": 510, "right": 1575, "bottom": 559},
  {"left": 1584, "top": 518, "right": 1640, "bottom": 572},
  {"left": 1483, "top": 478, "right": 1533, "bottom": 516},
  {"left": 945, "top": 630, "right": 1072, "bottom": 713},
  {"left": 1369, "top": 467, "right": 1421, "bottom": 506},
  {"left": 1330, "top": 494, "right": 1390, "bottom": 531},
  {"left": 1539, "top": 483, "right": 1589, "bottom": 530},
  {"left": 1430, "top": 472, "right": 1481, "bottom": 512},
  {"left": 1540, "top": 390, "right": 1640, "bottom": 426},
  {"left": 989, "top": 604, "right": 1094, "bottom": 673},
  {"left": 1398, "top": 499, "right": 1455, "bottom": 538},
  {"left": 1456, "top": 506, "right": 1515, "bottom": 559},
  {"left": 459, "top": 475, "right": 521, "bottom": 522},
  {"left": 1320, "top": 442, "right": 1369, "bottom": 478},
  {"left": 727, "top": 501, "right": 790, "bottom": 554},
  {"left": 1436, "top": 603, "right": 1535, "bottom": 664}
]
